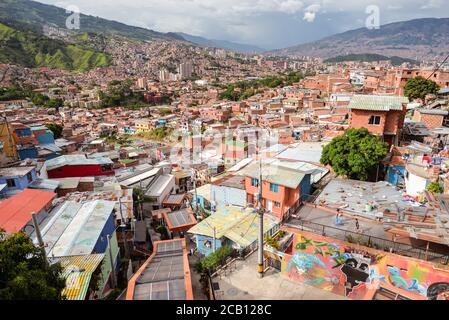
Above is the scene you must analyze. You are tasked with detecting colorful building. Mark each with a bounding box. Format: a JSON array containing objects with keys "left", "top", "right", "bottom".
[
  {"left": 34, "top": 200, "right": 120, "bottom": 298},
  {"left": 278, "top": 229, "right": 449, "bottom": 300},
  {"left": 348, "top": 95, "right": 409, "bottom": 146},
  {"left": 188, "top": 206, "right": 280, "bottom": 256},
  {"left": 45, "top": 155, "right": 114, "bottom": 178},
  {"left": 0, "top": 166, "right": 37, "bottom": 196},
  {"left": 241, "top": 159, "right": 312, "bottom": 221},
  {"left": 0, "top": 188, "right": 56, "bottom": 234}
]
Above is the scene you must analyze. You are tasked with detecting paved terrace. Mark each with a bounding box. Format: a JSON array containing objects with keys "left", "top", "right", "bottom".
[
  {"left": 291, "top": 205, "right": 388, "bottom": 240},
  {"left": 211, "top": 252, "right": 347, "bottom": 300}
]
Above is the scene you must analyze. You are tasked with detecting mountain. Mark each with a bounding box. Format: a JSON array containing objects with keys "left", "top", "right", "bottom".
[
  {"left": 176, "top": 32, "right": 265, "bottom": 53},
  {"left": 323, "top": 54, "right": 419, "bottom": 66},
  {"left": 268, "top": 18, "right": 449, "bottom": 61},
  {"left": 0, "top": 21, "right": 110, "bottom": 72},
  {"left": 0, "top": 0, "right": 184, "bottom": 42}
]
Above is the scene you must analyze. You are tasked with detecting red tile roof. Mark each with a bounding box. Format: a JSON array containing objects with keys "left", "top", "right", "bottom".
[{"left": 0, "top": 189, "right": 56, "bottom": 233}]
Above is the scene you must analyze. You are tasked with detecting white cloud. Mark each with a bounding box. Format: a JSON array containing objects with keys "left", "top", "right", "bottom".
[
  {"left": 38, "top": 0, "right": 448, "bottom": 49},
  {"left": 303, "top": 11, "right": 316, "bottom": 22},
  {"left": 387, "top": 5, "right": 402, "bottom": 10},
  {"left": 420, "top": 0, "right": 443, "bottom": 9},
  {"left": 278, "top": 0, "right": 305, "bottom": 14},
  {"left": 303, "top": 3, "right": 321, "bottom": 22}
]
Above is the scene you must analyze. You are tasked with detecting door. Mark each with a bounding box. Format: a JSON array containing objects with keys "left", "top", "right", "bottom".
[{"left": 267, "top": 200, "right": 273, "bottom": 212}]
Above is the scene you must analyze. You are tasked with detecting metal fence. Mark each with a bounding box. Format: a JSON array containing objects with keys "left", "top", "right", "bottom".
[{"left": 285, "top": 219, "right": 449, "bottom": 266}]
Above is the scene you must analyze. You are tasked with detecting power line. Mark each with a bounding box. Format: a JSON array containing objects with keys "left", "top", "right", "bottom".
[
  {"left": 426, "top": 53, "right": 449, "bottom": 80},
  {"left": 239, "top": 212, "right": 259, "bottom": 241}
]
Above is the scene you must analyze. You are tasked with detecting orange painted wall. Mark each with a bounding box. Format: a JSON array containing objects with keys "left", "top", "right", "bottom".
[
  {"left": 281, "top": 229, "right": 449, "bottom": 300},
  {"left": 245, "top": 177, "right": 300, "bottom": 219}
]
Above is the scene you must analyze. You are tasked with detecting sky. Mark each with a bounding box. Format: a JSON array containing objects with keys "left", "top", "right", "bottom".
[{"left": 38, "top": 0, "right": 448, "bottom": 50}]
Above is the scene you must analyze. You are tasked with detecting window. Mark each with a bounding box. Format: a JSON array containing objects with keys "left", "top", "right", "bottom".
[
  {"left": 6, "top": 179, "right": 16, "bottom": 188},
  {"left": 26, "top": 172, "right": 33, "bottom": 182},
  {"left": 270, "top": 183, "right": 279, "bottom": 192},
  {"left": 274, "top": 201, "right": 281, "bottom": 208},
  {"left": 251, "top": 178, "right": 259, "bottom": 187},
  {"left": 368, "top": 115, "right": 381, "bottom": 125}
]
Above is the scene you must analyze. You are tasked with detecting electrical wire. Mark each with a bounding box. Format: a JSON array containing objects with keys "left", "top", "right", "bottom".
[{"left": 426, "top": 53, "right": 449, "bottom": 80}]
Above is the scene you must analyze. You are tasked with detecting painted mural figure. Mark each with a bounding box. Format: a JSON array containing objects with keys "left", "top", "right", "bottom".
[
  {"left": 387, "top": 266, "right": 427, "bottom": 295},
  {"left": 282, "top": 232, "right": 449, "bottom": 300}
]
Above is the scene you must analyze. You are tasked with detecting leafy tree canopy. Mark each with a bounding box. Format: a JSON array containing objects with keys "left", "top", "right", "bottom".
[
  {"left": 427, "top": 181, "right": 444, "bottom": 194},
  {"left": 0, "top": 231, "right": 66, "bottom": 300},
  {"left": 45, "top": 122, "right": 63, "bottom": 139},
  {"left": 195, "top": 245, "right": 233, "bottom": 273},
  {"left": 320, "top": 128, "right": 388, "bottom": 181},
  {"left": 404, "top": 76, "right": 439, "bottom": 101}
]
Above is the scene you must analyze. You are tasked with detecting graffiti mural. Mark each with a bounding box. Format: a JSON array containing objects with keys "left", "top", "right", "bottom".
[{"left": 281, "top": 231, "right": 449, "bottom": 300}]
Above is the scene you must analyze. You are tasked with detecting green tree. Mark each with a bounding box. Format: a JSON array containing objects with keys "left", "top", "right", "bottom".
[
  {"left": 32, "top": 93, "right": 50, "bottom": 106},
  {"left": 427, "top": 181, "right": 444, "bottom": 194},
  {"left": 0, "top": 231, "right": 66, "bottom": 300},
  {"left": 320, "top": 128, "right": 388, "bottom": 181},
  {"left": 46, "top": 98, "right": 64, "bottom": 110},
  {"left": 46, "top": 123, "right": 63, "bottom": 139},
  {"left": 404, "top": 76, "right": 439, "bottom": 101},
  {"left": 195, "top": 245, "right": 234, "bottom": 274}
]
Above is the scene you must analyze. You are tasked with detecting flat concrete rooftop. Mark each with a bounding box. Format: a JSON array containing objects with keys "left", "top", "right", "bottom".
[{"left": 212, "top": 252, "right": 347, "bottom": 300}]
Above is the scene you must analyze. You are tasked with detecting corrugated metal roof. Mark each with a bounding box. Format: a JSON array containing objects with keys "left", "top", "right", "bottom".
[
  {"left": 276, "top": 142, "right": 328, "bottom": 163},
  {"left": 0, "top": 189, "right": 56, "bottom": 233},
  {"left": 145, "top": 174, "right": 174, "bottom": 198},
  {"left": 39, "top": 143, "right": 62, "bottom": 153},
  {"left": 28, "top": 178, "right": 60, "bottom": 191},
  {"left": 35, "top": 200, "right": 115, "bottom": 257},
  {"left": 46, "top": 155, "right": 113, "bottom": 171},
  {"left": 53, "top": 254, "right": 105, "bottom": 300},
  {"left": 188, "top": 206, "right": 279, "bottom": 249},
  {"left": 0, "top": 166, "right": 34, "bottom": 177},
  {"left": 348, "top": 95, "right": 409, "bottom": 111},
  {"left": 239, "top": 160, "right": 306, "bottom": 189}
]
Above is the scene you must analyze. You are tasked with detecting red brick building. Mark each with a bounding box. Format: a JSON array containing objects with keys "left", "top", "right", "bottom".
[
  {"left": 412, "top": 109, "right": 448, "bottom": 129},
  {"left": 348, "top": 95, "right": 409, "bottom": 146}
]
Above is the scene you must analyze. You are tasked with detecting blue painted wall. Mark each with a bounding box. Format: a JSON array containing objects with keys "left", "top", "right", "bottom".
[
  {"left": 387, "top": 165, "right": 405, "bottom": 186},
  {"left": 0, "top": 167, "right": 37, "bottom": 194},
  {"left": 195, "top": 234, "right": 222, "bottom": 257},
  {"left": 18, "top": 147, "right": 38, "bottom": 160},
  {"left": 34, "top": 130, "right": 55, "bottom": 144},
  {"left": 44, "top": 152, "right": 60, "bottom": 160},
  {"left": 93, "top": 213, "right": 116, "bottom": 254},
  {"left": 300, "top": 174, "right": 312, "bottom": 201},
  {"left": 15, "top": 128, "right": 32, "bottom": 137}
]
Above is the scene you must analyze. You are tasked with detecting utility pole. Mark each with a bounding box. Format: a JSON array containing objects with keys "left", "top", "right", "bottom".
[
  {"left": 31, "top": 212, "right": 48, "bottom": 266},
  {"left": 192, "top": 168, "right": 198, "bottom": 216},
  {"left": 213, "top": 227, "right": 216, "bottom": 253},
  {"left": 257, "top": 157, "right": 264, "bottom": 278},
  {"left": 107, "top": 234, "right": 117, "bottom": 289},
  {"left": 118, "top": 197, "right": 125, "bottom": 225}
]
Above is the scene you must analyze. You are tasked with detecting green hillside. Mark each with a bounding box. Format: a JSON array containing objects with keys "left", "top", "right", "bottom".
[
  {"left": 0, "top": 22, "right": 110, "bottom": 72},
  {"left": 0, "top": 0, "right": 184, "bottom": 42},
  {"left": 324, "top": 53, "right": 418, "bottom": 66}
]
